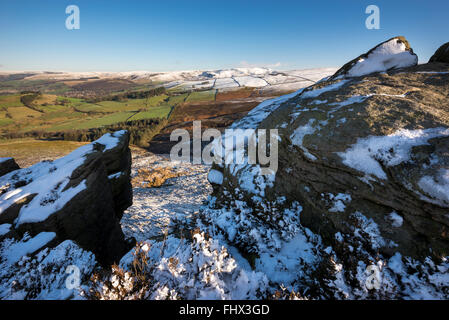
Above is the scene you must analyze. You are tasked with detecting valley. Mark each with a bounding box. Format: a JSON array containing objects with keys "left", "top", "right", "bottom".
[{"left": 0, "top": 67, "right": 336, "bottom": 155}]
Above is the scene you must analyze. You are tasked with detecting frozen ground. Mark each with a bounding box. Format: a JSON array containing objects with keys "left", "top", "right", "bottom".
[{"left": 121, "top": 150, "right": 212, "bottom": 242}]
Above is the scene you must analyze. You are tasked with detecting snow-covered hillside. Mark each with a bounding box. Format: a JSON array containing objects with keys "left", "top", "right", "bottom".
[{"left": 0, "top": 67, "right": 337, "bottom": 92}]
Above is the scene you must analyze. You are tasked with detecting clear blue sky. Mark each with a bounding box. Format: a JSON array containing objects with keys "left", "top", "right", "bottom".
[{"left": 0, "top": 0, "right": 447, "bottom": 72}]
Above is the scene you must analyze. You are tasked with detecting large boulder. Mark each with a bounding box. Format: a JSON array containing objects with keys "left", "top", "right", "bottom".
[
  {"left": 0, "top": 131, "right": 134, "bottom": 265},
  {"left": 0, "top": 157, "right": 19, "bottom": 177},
  {"left": 330, "top": 36, "right": 418, "bottom": 80},
  {"left": 202, "top": 38, "right": 449, "bottom": 298},
  {"left": 429, "top": 42, "right": 449, "bottom": 63}
]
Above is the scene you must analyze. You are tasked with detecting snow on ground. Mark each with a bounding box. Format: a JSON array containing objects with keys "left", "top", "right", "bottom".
[
  {"left": 259, "top": 81, "right": 312, "bottom": 94},
  {"left": 214, "top": 78, "right": 239, "bottom": 89},
  {"left": 116, "top": 233, "right": 269, "bottom": 300},
  {"left": 120, "top": 151, "right": 212, "bottom": 242},
  {"left": 2, "top": 232, "right": 55, "bottom": 265},
  {"left": 0, "top": 238, "right": 97, "bottom": 300},
  {"left": 255, "top": 229, "right": 320, "bottom": 286},
  {"left": 264, "top": 74, "right": 299, "bottom": 85},
  {"left": 8, "top": 67, "right": 337, "bottom": 92},
  {"left": 233, "top": 76, "right": 268, "bottom": 87},
  {"left": 1, "top": 142, "right": 448, "bottom": 299},
  {"left": 171, "top": 80, "right": 215, "bottom": 91},
  {"left": 288, "top": 68, "right": 339, "bottom": 81},
  {"left": 117, "top": 151, "right": 275, "bottom": 299},
  {"left": 118, "top": 149, "right": 322, "bottom": 298}
]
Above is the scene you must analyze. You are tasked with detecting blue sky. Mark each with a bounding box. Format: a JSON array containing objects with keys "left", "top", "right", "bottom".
[{"left": 0, "top": 0, "right": 447, "bottom": 72}]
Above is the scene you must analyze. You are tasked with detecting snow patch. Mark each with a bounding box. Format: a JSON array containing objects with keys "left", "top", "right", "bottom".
[
  {"left": 0, "top": 224, "right": 11, "bottom": 236},
  {"left": 328, "top": 193, "right": 352, "bottom": 213},
  {"left": 0, "top": 239, "right": 96, "bottom": 300},
  {"left": 337, "top": 128, "right": 449, "bottom": 179},
  {"left": 386, "top": 211, "right": 403, "bottom": 227},
  {"left": 208, "top": 169, "right": 223, "bottom": 185},
  {"left": 301, "top": 80, "right": 349, "bottom": 99},
  {"left": 418, "top": 169, "right": 449, "bottom": 207},
  {"left": 290, "top": 119, "right": 318, "bottom": 161},
  {"left": 256, "top": 230, "right": 320, "bottom": 285},
  {"left": 352, "top": 212, "right": 385, "bottom": 250},
  {"left": 3, "top": 232, "right": 55, "bottom": 265},
  {"left": 416, "top": 71, "right": 449, "bottom": 75},
  {"left": 94, "top": 130, "right": 127, "bottom": 151},
  {"left": 108, "top": 172, "right": 123, "bottom": 180}
]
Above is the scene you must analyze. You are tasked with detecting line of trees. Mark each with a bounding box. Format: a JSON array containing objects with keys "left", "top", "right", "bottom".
[
  {"left": 20, "top": 92, "right": 45, "bottom": 113},
  {"left": 85, "top": 87, "right": 166, "bottom": 103},
  {"left": 61, "top": 118, "right": 169, "bottom": 147},
  {"left": 1, "top": 118, "right": 168, "bottom": 148}
]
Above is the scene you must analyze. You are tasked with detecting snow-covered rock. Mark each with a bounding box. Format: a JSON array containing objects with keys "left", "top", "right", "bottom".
[
  {"left": 0, "top": 239, "right": 97, "bottom": 299},
  {"left": 202, "top": 38, "right": 449, "bottom": 299},
  {"left": 208, "top": 169, "right": 223, "bottom": 185},
  {"left": 330, "top": 36, "right": 418, "bottom": 79},
  {"left": 110, "top": 233, "right": 268, "bottom": 300},
  {"left": 0, "top": 131, "right": 134, "bottom": 265}
]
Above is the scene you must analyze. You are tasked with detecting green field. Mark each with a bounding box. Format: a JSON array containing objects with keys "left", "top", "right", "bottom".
[
  {"left": 0, "top": 92, "right": 174, "bottom": 135},
  {"left": 127, "top": 106, "right": 172, "bottom": 121},
  {"left": 0, "top": 138, "right": 88, "bottom": 167},
  {"left": 0, "top": 118, "right": 14, "bottom": 126},
  {"left": 0, "top": 79, "right": 72, "bottom": 95},
  {"left": 0, "top": 94, "right": 25, "bottom": 108},
  {"left": 185, "top": 90, "right": 216, "bottom": 103},
  {"left": 164, "top": 93, "right": 189, "bottom": 105}
]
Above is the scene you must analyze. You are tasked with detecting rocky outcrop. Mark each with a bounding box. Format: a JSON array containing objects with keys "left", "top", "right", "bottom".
[
  {"left": 0, "top": 131, "right": 134, "bottom": 265},
  {"left": 429, "top": 42, "right": 449, "bottom": 63},
  {"left": 330, "top": 36, "right": 417, "bottom": 80},
  {"left": 202, "top": 38, "right": 449, "bottom": 299},
  {"left": 0, "top": 158, "right": 19, "bottom": 178},
  {"left": 96, "top": 132, "right": 133, "bottom": 219}
]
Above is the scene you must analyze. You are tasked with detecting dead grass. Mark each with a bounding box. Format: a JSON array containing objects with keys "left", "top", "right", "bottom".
[
  {"left": 0, "top": 139, "right": 87, "bottom": 167},
  {"left": 273, "top": 285, "right": 306, "bottom": 300},
  {"left": 215, "top": 87, "right": 255, "bottom": 101},
  {"left": 33, "top": 94, "right": 58, "bottom": 105},
  {"left": 85, "top": 243, "right": 153, "bottom": 300},
  {"left": 132, "top": 167, "right": 186, "bottom": 188}
]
